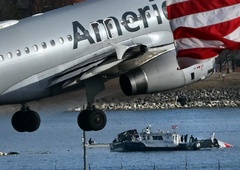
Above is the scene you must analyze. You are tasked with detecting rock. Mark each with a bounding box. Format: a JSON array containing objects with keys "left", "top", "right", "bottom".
[{"left": 93, "top": 88, "right": 240, "bottom": 111}]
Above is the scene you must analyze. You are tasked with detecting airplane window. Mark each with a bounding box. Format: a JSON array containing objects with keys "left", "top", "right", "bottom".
[
  {"left": 16, "top": 50, "right": 21, "bottom": 56},
  {"left": 191, "top": 72, "right": 195, "bottom": 80},
  {"left": 84, "top": 30, "right": 90, "bottom": 36},
  {"left": 129, "top": 17, "right": 134, "bottom": 23},
  {"left": 67, "top": 35, "right": 73, "bottom": 41},
  {"left": 50, "top": 40, "right": 56, "bottom": 46},
  {"left": 108, "top": 23, "right": 113, "bottom": 29},
  {"left": 137, "top": 14, "right": 143, "bottom": 20},
  {"left": 154, "top": 10, "right": 160, "bottom": 17},
  {"left": 120, "top": 19, "right": 126, "bottom": 26},
  {"left": 93, "top": 27, "right": 99, "bottom": 34},
  {"left": 42, "top": 42, "right": 47, "bottom": 49},
  {"left": 7, "top": 52, "right": 13, "bottom": 59},
  {"left": 58, "top": 37, "right": 64, "bottom": 44},
  {"left": 146, "top": 12, "right": 151, "bottom": 18},
  {"left": 33, "top": 45, "right": 38, "bottom": 51},
  {"left": 24, "top": 47, "right": 30, "bottom": 54},
  {"left": 75, "top": 32, "right": 82, "bottom": 40},
  {"left": 162, "top": 2, "right": 168, "bottom": 19},
  {"left": 0, "top": 55, "right": 4, "bottom": 61}
]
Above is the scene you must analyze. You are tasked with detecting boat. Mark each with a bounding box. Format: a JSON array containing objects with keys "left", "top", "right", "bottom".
[
  {"left": 110, "top": 125, "right": 233, "bottom": 152},
  {"left": 0, "top": 151, "right": 19, "bottom": 156},
  {"left": 85, "top": 143, "right": 110, "bottom": 148}
]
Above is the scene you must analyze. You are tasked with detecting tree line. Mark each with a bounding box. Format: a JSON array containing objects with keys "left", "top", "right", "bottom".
[{"left": 0, "top": 0, "right": 85, "bottom": 21}]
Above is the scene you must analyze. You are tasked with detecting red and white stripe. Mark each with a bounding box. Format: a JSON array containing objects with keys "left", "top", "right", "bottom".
[
  {"left": 166, "top": 0, "right": 240, "bottom": 68},
  {"left": 217, "top": 140, "right": 234, "bottom": 148}
]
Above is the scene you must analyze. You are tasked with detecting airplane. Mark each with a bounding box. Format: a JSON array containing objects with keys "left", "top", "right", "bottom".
[{"left": 0, "top": 0, "right": 215, "bottom": 133}]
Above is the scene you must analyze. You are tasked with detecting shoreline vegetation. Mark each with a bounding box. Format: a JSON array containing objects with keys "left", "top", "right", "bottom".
[
  {"left": 69, "top": 72, "right": 240, "bottom": 111},
  {"left": 0, "top": 0, "right": 85, "bottom": 21}
]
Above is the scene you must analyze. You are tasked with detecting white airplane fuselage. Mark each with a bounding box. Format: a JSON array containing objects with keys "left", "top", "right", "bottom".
[
  {"left": 0, "top": 0, "right": 173, "bottom": 104},
  {"left": 0, "top": 0, "right": 216, "bottom": 132}
]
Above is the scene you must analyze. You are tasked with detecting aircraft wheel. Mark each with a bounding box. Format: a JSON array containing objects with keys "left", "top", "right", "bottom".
[
  {"left": 77, "top": 110, "right": 92, "bottom": 131},
  {"left": 25, "top": 110, "right": 41, "bottom": 132},
  {"left": 11, "top": 111, "right": 26, "bottom": 132},
  {"left": 88, "top": 110, "right": 107, "bottom": 131}
]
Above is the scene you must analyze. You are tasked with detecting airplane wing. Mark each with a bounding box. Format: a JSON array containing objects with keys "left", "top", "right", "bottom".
[{"left": 49, "top": 44, "right": 174, "bottom": 89}]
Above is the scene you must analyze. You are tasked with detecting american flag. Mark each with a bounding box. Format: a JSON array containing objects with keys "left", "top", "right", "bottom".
[{"left": 166, "top": 0, "right": 240, "bottom": 68}]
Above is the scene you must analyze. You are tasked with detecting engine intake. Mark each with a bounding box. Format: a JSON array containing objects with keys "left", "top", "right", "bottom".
[{"left": 119, "top": 68, "right": 148, "bottom": 96}]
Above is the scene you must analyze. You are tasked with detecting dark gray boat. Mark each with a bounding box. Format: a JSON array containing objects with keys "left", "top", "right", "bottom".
[{"left": 110, "top": 125, "right": 233, "bottom": 152}]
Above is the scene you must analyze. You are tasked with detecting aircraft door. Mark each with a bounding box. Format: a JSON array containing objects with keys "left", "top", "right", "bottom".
[
  {"left": 90, "top": 22, "right": 108, "bottom": 43},
  {"left": 104, "top": 18, "right": 121, "bottom": 39}
]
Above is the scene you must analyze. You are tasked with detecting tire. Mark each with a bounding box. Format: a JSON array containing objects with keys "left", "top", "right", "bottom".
[
  {"left": 88, "top": 110, "right": 107, "bottom": 131},
  {"left": 25, "top": 110, "right": 41, "bottom": 132},
  {"left": 11, "top": 111, "right": 26, "bottom": 132},
  {"left": 77, "top": 110, "right": 92, "bottom": 131}
]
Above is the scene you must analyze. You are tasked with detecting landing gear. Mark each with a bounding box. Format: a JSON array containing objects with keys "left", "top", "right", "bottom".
[
  {"left": 77, "top": 105, "right": 107, "bottom": 131},
  {"left": 11, "top": 104, "right": 41, "bottom": 132},
  {"left": 11, "top": 76, "right": 107, "bottom": 132},
  {"left": 77, "top": 76, "right": 107, "bottom": 131}
]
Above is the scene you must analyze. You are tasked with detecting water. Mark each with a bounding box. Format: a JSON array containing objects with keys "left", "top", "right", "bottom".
[{"left": 0, "top": 108, "right": 240, "bottom": 169}]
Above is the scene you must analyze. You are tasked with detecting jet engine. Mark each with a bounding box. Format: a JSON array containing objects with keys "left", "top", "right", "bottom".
[{"left": 119, "top": 49, "right": 215, "bottom": 96}]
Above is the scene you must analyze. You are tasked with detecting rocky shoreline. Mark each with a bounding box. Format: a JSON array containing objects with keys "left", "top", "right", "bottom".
[
  {"left": 70, "top": 88, "right": 240, "bottom": 111},
  {"left": 68, "top": 72, "right": 240, "bottom": 111}
]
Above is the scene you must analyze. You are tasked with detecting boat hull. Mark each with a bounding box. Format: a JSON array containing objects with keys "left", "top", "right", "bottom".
[
  {"left": 110, "top": 127, "right": 233, "bottom": 152},
  {"left": 110, "top": 141, "right": 200, "bottom": 152}
]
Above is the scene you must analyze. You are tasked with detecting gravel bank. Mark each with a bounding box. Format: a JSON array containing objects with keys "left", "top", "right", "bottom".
[
  {"left": 70, "top": 72, "right": 240, "bottom": 111},
  {"left": 93, "top": 88, "right": 240, "bottom": 110}
]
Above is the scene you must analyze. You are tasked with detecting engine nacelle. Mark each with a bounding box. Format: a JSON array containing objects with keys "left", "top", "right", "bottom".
[{"left": 119, "top": 49, "right": 215, "bottom": 96}]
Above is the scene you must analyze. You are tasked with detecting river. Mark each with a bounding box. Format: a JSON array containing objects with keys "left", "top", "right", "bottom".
[{"left": 0, "top": 108, "right": 239, "bottom": 169}]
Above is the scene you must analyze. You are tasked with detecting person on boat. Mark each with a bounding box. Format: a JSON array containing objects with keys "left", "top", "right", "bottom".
[
  {"left": 131, "top": 135, "right": 135, "bottom": 141},
  {"left": 184, "top": 134, "right": 188, "bottom": 143},
  {"left": 143, "top": 125, "right": 151, "bottom": 134},
  {"left": 190, "top": 135, "right": 194, "bottom": 143},
  {"left": 136, "top": 134, "right": 142, "bottom": 141},
  {"left": 181, "top": 135, "right": 184, "bottom": 142},
  {"left": 88, "top": 138, "right": 94, "bottom": 144},
  {"left": 113, "top": 138, "right": 117, "bottom": 143}
]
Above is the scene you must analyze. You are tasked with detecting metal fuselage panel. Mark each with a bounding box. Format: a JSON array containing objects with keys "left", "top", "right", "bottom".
[{"left": 0, "top": 0, "right": 172, "bottom": 104}]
